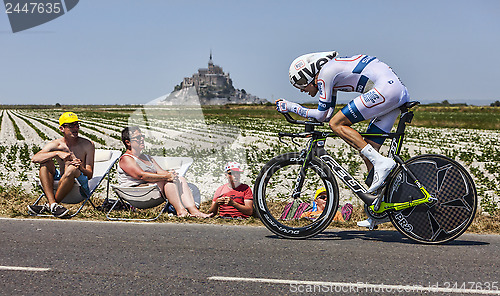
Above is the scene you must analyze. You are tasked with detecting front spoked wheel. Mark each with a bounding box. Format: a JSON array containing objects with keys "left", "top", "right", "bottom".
[
  {"left": 254, "top": 152, "right": 339, "bottom": 239},
  {"left": 386, "top": 154, "right": 477, "bottom": 244}
]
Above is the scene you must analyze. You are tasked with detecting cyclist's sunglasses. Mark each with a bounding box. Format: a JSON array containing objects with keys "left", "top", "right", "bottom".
[{"left": 316, "top": 194, "right": 327, "bottom": 200}]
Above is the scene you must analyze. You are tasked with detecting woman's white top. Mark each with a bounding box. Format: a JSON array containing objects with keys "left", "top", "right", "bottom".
[{"left": 117, "top": 153, "right": 157, "bottom": 187}]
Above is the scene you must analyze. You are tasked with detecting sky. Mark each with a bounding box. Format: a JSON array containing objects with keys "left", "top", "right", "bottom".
[{"left": 1, "top": 0, "right": 500, "bottom": 106}]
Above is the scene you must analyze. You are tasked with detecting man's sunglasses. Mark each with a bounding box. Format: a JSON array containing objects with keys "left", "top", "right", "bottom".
[{"left": 62, "top": 122, "right": 80, "bottom": 128}]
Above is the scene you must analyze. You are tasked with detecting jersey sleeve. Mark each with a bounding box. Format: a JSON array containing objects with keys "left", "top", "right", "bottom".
[
  {"left": 305, "top": 65, "right": 339, "bottom": 122},
  {"left": 243, "top": 184, "right": 253, "bottom": 200},
  {"left": 304, "top": 106, "right": 334, "bottom": 122},
  {"left": 286, "top": 99, "right": 334, "bottom": 122}
]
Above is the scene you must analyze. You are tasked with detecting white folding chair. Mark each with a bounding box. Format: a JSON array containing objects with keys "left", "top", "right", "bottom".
[
  {"left": 30, "top": 149, "right": 121, "bottom": 218},
  {"left": 106, "top": 156, "right": 200, "bottom": 221}
]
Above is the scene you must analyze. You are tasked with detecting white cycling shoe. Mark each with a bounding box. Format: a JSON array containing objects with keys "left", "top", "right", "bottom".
[
  {"left": 366, "top": 158, "right": 396, "bottom": 193},
  {"left": 357, "top": 216, "right": 390, "bottom": 230},
  {"left": 361, "top": 144, "right": 396, "bottom": 193}
]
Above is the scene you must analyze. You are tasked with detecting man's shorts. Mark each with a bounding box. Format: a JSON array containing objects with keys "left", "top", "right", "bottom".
[{"left": 54, "top": 169, "right": 90, "bottom": 198}]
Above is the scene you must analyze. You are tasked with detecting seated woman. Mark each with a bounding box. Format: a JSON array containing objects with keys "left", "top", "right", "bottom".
[{"left": 118, "top": 126, "right": 211, "bottom": 218}]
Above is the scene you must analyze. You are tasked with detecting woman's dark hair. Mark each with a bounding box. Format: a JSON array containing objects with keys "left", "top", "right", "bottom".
[{"left": 121, "top": 126, "right": 141, "bottom": 149}]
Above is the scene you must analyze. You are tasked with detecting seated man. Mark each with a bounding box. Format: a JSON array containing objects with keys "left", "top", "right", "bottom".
[
  {"left": 208, "top": 162, "right": 253, "bottom": 218},
  {"left": 28, "top": 112, "right": 95, "bottom": 218},
  {"left": 300, "top": 187, "right": 353, "bottom": 222}
]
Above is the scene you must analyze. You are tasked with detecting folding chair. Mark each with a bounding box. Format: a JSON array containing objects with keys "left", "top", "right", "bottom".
[
  {"left": 106, "top": 156, "right": 201, "bottom": 221},
  {"left": 30, "top": 149, "right": 121, "bottom": 218}
]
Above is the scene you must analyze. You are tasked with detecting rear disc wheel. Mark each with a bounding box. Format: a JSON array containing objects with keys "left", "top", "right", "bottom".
[{"left": 386, "top": 154, "right": 477, "bottom": 244}]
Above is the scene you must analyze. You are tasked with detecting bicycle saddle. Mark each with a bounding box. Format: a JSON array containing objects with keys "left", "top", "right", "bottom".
[{"left": 403, "top": 101, "right": 420, "bottom": 109}]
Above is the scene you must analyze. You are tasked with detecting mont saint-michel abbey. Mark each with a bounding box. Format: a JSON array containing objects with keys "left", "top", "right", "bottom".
[
  {"left": 180, "top": 53, "right": 232, "bottom": 94},
  {"left": 163, "top": 53, "right": 266, "bottom": 105}
]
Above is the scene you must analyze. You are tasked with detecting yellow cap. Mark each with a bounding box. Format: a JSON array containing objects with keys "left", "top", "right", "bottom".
[
  {"left": 59, "top": 112, "right": 79, "bottom": 126},
  {"left": 314, "top": 187, "right": 326, "bottom": 199}
]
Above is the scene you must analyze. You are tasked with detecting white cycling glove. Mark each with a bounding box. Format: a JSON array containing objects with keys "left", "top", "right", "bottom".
[
  {"left": 276, "top": 99, "right": 308, "bottom": 117},
  {"left": 276, "top": 99, "right": 289, "bottom": 113}
]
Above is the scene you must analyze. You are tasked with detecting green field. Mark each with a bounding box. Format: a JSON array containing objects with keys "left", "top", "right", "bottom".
[
  {"left": 0, "top": 104, "right": 499, "bottom": 232},
  {"left": 202, "top": 104, "right": 500, "bottom": 130}
]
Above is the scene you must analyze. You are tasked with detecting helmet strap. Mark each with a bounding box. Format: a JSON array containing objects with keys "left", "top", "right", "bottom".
[{"left": 312, "top": 73, "right": 320, "bottom": 88}]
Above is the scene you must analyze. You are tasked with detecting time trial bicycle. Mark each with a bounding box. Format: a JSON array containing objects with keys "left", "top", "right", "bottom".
[{"left": 253, "top": 101, "right": 477, "bottom": 244}]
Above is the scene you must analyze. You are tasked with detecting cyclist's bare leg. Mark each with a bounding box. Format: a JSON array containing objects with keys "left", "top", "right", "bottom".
[
  {"left": 328, "top": 111, "right": 367, "bottom": 151},
  {"left": 329, "top": 112, "right": 382, "bottom": 172}
]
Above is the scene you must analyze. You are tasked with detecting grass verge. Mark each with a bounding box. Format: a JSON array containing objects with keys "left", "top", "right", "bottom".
[{"left": 2, "top": 185, "right": 500, "bottom": 236}]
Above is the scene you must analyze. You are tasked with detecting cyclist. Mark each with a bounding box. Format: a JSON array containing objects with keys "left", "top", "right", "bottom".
[{"left": 277, "top": 51, "right": 409, "bottom": 228}]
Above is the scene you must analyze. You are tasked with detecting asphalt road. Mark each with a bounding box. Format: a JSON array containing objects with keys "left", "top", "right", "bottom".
[{"left": 1, "top": 218, "right": 499, "bottom": 295}]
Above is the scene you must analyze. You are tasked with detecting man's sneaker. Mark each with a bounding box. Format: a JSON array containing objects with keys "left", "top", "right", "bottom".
[
  {"left": 51, "top": 204, "right": 70, "bottom": 218},
  {"left": 366, "top": 158, "right": 396, "bottom": 193},
  {"left": 357, "top": 216, "right": 390, "bottom": 230},
  {"left": 27, "top": 204, "right": 49, "bottom": 215}
]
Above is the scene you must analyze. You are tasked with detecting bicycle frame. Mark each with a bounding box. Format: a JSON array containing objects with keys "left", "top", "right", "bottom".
[{"left": 281, "top": 102, "right": 435, "bottom": 215}]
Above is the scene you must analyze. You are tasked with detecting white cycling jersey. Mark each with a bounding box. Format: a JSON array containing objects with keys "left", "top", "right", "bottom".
[{"left": 285, "top": 54, "right": 409, "bottom": 144}]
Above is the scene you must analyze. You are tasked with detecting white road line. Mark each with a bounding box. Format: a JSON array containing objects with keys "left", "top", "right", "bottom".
[
  {"left": 208, "top": 276, "right": 500, "bottom": 295},
  {"left": 0, "top": 266, "right": 51, "bottom": 272}
]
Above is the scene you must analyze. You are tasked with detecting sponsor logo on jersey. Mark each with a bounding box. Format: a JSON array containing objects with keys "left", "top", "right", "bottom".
[
  {"left": 348, "top": 103, "right": 358, "bottom": 119},
  {"left": 352, "top": 56, "right": 376, "bottom": 74},
  {"left": 297, "top": 107, "right": 308, "bottom": 117},
  {"left": 318, "top": 100, "right": 331, "bottom": 111},
  {"left": 356, "top": 75, "right": 369, "bottom": 93},
  {"left": 317, "top": 79, "right": 325, "bottom": 99},
  {"left": 361, "top": 89, "right": 385, "bottom": 108},
  {"left": 363, "top": 91, "right": 379, "bottom": 104}
]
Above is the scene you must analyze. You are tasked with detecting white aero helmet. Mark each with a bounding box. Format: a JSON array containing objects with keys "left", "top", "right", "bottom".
[{"left": 289, "top": 51, "right": 338, "bottom": 89}]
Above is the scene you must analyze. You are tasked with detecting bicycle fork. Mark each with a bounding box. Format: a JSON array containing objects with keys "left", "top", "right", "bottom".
[
  {"left": 291, "top": 137, "right": 326, "bottom": 200},
  {"left": 291, "top": 149, "right": 312, "bottom": 199}
]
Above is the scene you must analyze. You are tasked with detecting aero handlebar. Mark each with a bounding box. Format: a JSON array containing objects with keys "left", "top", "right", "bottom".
[{"left": 282, "top": 113, "right": 323, "bottom": 126}]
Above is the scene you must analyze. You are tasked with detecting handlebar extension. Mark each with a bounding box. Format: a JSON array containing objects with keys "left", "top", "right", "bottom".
[{"left": 282, "top": 113, "right": 324, "bottom": 126}]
